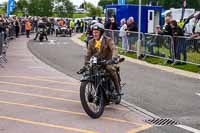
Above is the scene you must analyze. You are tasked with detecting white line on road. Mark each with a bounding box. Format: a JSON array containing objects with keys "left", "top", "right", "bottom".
[
  {"left": 196, "top": 93, "right": 200, "bottom": 96},
  {"left": 176, "top": 125, "right": 200, "bottom": 133}
]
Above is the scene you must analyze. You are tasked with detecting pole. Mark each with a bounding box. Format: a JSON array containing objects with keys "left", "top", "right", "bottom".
[
  {"left": 84, "top": 0, "right": 86, "bottom": 9},
  {"left": 181, "top": 0, "right": 186, "bottom": 21},
  {"left": 7, "top": 0, "right": 10, "bottom": 16},
  {"left": 137, "top": 0, "right": 142, "bottom": 59}
]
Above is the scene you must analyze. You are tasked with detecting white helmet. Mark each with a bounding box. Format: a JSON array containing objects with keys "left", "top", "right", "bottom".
[
  {"left": 92, "top": 22, "right": 105, "bottom": 32},
  {"left": 91, "top": 20, "right": 98, "bottom": 25}
]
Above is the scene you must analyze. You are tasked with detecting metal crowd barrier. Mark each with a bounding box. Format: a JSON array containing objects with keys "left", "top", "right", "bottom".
[
  {"left": 104, "top": 29, "right": 200, "bottom": 66},
  {"left": 0, "top": 32, "right": 8, "bottom": 67},
  {"left": 173, "top": 36, "right": 200, "bottom": 65},
  {"left": 104, "top": 29, "right": 143, "bottom": 53},
  {"left": 0, "top": 22, "right": 37, "bottom": 68},
  {"left": 143, "top": 33, "right": 174, "bottom": 61}
]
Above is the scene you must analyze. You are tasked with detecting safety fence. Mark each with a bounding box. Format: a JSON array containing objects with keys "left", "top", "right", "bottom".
[
  {"left": 104, "top": 29, "right": 200, "bottom": 66},
  {"left": 0, "top": 32, "right": 9, "bottom": 67},
  {"left": 0, "top": 24, "right": 36, "bottom": 67}
]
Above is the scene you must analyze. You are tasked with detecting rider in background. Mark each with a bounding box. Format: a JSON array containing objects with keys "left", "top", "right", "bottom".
[
  {"left": 58, "top": 19, "right": 65, "bottom": 27},
  {"left": 34, "top": 19, "right": 48, "bottom": 41},
  {"left": 85, "top": 23, "right": 122, "bottom": 96}
]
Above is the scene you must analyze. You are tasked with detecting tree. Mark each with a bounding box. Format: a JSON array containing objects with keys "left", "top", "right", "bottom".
[
  {"left": 88, "top": 6, "right": 102, "bottom": 17},
  {"left": 54, "top": 0, "right": 75, "bottom": 17},
  {"left": 0, "top": 2, "right": 7, "bottom": 15},
  {"left": 80, "top": 2, "right": 103, "bottom": 17},
  {"left": 28, "top": 0, "right": 54, "bottom": 16},
  {"left": 16, "top": 0, "right": 28, "bottom": 11},
  {"left": 98, "top": 0, "right": 117, "bottom": 7}
]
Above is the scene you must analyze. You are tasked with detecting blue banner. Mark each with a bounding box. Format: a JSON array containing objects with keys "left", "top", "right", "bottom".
[
  {"left": 118, "top": 0, "right": 125, "bottom": 5},
  {"left": 7, "top": 0, "right": 15, "bottom": 16}
]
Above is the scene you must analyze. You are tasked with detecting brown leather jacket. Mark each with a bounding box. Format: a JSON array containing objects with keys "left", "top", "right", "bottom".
[{"left": 85, "top": 36, "right": 118, "bottom": 64}]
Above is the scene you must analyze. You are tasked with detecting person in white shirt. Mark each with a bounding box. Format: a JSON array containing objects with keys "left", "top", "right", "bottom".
[{"left": 119, "top": 18, "right": 128, "bottom": 52}]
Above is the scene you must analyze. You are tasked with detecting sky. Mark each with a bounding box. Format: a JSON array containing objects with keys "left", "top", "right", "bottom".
[{"left": 0, "top": 0, "right": 100, "bottom": 6}]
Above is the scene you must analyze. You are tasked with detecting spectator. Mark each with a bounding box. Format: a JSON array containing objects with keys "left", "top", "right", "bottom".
[
  {"left": 127, "top": 17, "right": 138, "bottom": 51},
  {"left": 163, "top": 16, "right": 172, "bottom": 36},
  {"left": 170, "top": 20, "right": 186, "bottom": 62},
  {"left": 146, "top": 25, "right": 163, "bottom": 55},
  {"left": 108, "top": 17, "right": 118, "bottom": 30},
  {"left": 21, "top": 19, "right": 26, "bottom": 35},
  {"left": 25, "top": 19, "right": 32, "bottom": 38},
  {"left": 127, "top": 17, "right": 138, "bottom": 32},
  {"left": 75, "top": 20, "right": 80, "bottom": 33},
  {"left": 14, "top": 17, "right": 20, "bottom": 38},
  {"left": 107, "top": 17, "right": 118, "bottom": 45},
  {"left": 86, "top": 20, "right": 97, "bottom": 48},
  {"left": 80, "top": 20, "right": 84, "bottom": 33},
  {"left": 70, "top": 20, "right": 75, "bottom": 32},
  {"left": 104, "top": 18, "right": 111, "bottom": 30},
  {"left": 119, "top": 18, "right": 128, "bottom": 52}
]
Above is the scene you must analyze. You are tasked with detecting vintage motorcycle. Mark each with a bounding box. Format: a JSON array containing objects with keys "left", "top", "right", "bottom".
[
  {"left": 56, "top": 25, "right": 72, "bottom": 37},
  {"left": 38, "top": 28, "right": 46, "bottom": 42},
  {"left": 77, "top": 56, "right": 125, "bottom": 119}
]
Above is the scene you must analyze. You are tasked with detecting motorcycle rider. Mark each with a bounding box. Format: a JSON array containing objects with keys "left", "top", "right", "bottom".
[
  {"left": 34, "top": 19, "right": 48, "bottom": 41},
  {"left": 85, "top": 23, "right": 123, "bottom": 96}
]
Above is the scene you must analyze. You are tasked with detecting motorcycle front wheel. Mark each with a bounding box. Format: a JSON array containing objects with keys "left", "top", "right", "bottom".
[
  {"left": 80, "top": 81, "right": 105, "bottom": 119},
  {"left": 39, "top": 35, "right": 43, "bottom": 42}
]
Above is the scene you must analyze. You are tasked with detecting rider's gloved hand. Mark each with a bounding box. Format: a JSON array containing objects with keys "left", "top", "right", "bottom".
[
  {"left": 77, "top": 66, "right": 87, "bottom": 74},
  {"left": 106, "top": 57, "right": 118, "bottom": 65},
  {"left": 112, "top": 57, "right": 119, "bottom": 64}
]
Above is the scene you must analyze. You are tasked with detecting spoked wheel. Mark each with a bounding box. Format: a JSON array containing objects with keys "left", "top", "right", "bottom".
[{"left": 80, "top": 81, "right": 105, "bottom": 119}]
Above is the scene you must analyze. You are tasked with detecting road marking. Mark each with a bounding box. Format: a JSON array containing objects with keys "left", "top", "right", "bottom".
[
  {"left": 196, "top": 93, "right": 200, "bottom": 96},
  {"left": 0, "top": 81, "right": 78, "bottom": 94},
  {"left": 106, "top": 106, "right": 129, "bottom": 111},
  {"left": 176, "top": 125, "right": 200, "bottom": 133},
  {"left": 0, "top": 90, "right": 80, "bottom": 103},
  {"left": 127, "top": 124, "right": 152, "bottom": 133},
  {"left": 31, "top": 76, "right": 72, "bottom": 79},
  {"left": 28, "top": 67, "right": 46, "bottom": 69},
  {"left": 0, "top": 116, "right": 97, "bottom": 133},
  {"left": 0, "top": 76, "right": 79, "bottom": 85},
  {"left": 0, "top": 89, "right": 128, "bottom": 111},
  {"left": 0, "top": 100, "right": 144, "bottom": 126}
]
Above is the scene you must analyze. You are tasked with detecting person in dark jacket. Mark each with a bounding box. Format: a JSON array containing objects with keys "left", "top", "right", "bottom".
[
  {"left": 14, "top": 17, "right": 20, "bottom": 38},
  {"left": 170, "top": 20, "right": 186, "bottom": 62},
  {"left": 127, "top": 17, "right": 138, "bottom": 51},
  {"left": 85, "top": 23, "right": 122, "bottom": 96},
  {"left": 163, "top": 16, "right": 173, "bottom": 36},
  {"left": 0, "top": 18, "right": 7, "bottom": 40},
  {"left": 127, "top": 17, "right": 138, "bottom": 32},
  {"left": 108, "top": 17, "right": 118, "bottom": 30},
  {"left": 106, "top": 17, "right": 118, "bottom": 45},
  {"left": 146, "top": 25, "right": 163, "bottom": 55}
]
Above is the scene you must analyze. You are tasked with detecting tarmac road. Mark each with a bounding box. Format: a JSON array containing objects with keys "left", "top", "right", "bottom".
[
  {"left": 0, "top": 36, "right": 152, "bottom": 133},
  {"left": 28, "top": 35, "right": 200, "bottom": 132}
]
